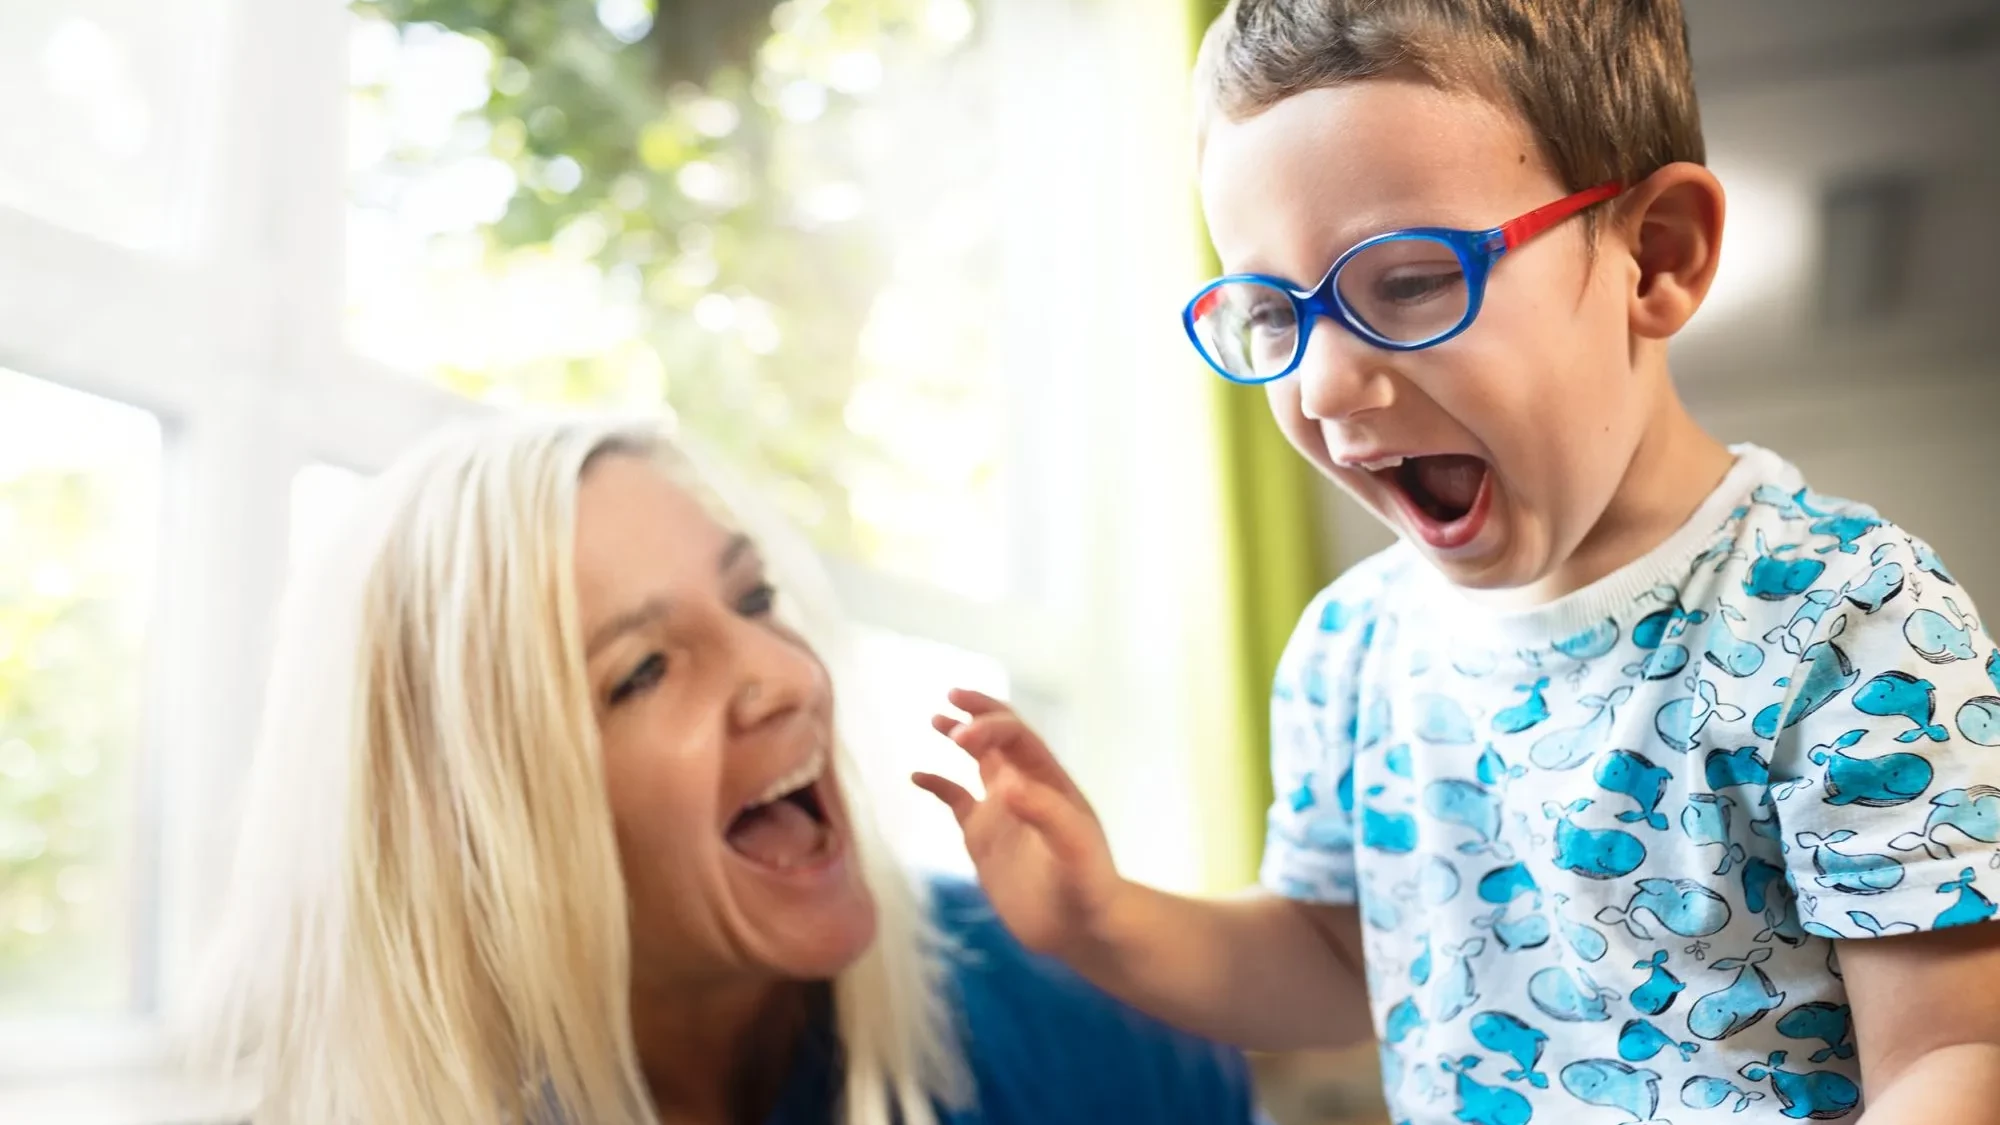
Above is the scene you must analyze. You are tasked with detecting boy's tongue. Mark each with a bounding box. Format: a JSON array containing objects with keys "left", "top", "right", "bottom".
[
  {"left": 1413, "top": 455, "right": 1486, "bottom": 515},
  {"left": 726, "top": 799, "right": 824, "bottom": 869}
]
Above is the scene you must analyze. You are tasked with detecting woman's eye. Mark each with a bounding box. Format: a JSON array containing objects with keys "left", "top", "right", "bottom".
[
  {"left": 739, "top": 582, "right": 777, "bottom": 618},
  {"left": 609, "top": 653, "right": 667, "bottom": 705}
]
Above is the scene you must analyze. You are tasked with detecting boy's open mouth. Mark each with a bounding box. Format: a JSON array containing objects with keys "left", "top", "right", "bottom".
[{"left": 1376, "top": 454, "right": 1493, "bottom": 549}]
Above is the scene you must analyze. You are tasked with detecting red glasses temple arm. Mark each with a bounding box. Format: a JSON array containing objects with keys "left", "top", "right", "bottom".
[{"left": 1497, "top": 180, "right": 1624, "bottom": 251}]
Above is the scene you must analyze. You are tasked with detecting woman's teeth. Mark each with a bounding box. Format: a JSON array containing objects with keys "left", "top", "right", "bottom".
[
  {"left": 1351, "top": 455, "right": 1407, "bottom": 473},
  {"left": 744, "top": 749, "right": 826, "bottom": 811}
]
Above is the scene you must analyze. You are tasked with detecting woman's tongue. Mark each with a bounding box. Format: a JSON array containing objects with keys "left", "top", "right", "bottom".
[
  {"left": 1407, "top": 455, "right": 1486, "bottom": 521},
  {"left": 726, "top": 797, "right": 826, "bottom": 869}
]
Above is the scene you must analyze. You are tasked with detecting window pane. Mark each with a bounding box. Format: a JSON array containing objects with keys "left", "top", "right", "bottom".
[
  {"left": 0, "top": 371, "right": 161, "bottom": 1017},
  {"left": 343, "top": 0, "right": 1007, "bottom": 599},
  {"left": 0, "top": 0, "right": 225, "bottom": 251},
  {"left": 844, "top": 625, "right": 1010, "bottom": 878}
]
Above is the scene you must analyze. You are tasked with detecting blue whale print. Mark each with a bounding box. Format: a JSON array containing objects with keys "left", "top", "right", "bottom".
[
  {"left": 1479, "top": 863, "right": 1541, "bottom": 905},
  {"left": 1531, "top": 686, "right": 1633, "bottom": 770},
  {"left": 1427, "top": 778, "right": 1514, "bottom": 858},
  {"left": 1430, "top": 938, "right": 1487, "bottom": 1022},
  {"left": 1911, "top": 537, "right": 1957, "bottom": 585},
  {"left": 1703, "top": 603, "right": 1767, "bottom": 678},
  {"left": 1891, "top": 785, "right": 2000, "bottom": 861},
  {"left": 1384, "top": 742, "right": 1416, "bottom": 779},
  {"left": 1634, "top": 601, "right": 1707, "bottom": 649},
  {"left": 1552, "top": 892, "right": 1609, "bottom": 962},
  {"left": 1420, "top": 854, "right": 1464, "bottom": 905},
  {"left": 1443, "top": 1055, "right": 1534, "bottom": 1125},
  {"left": 1705, "top": 745, "right": 1771, "bottom": 790},
  {"left": 1956, "top": 697, "right": 2000, "bottom": 747},
  {"left": 1385, "top": 995, "right": 1426, "bottom": 1044},
  {"left": 1935, "top": 866, "right": 1998, "bottom": 929},
  {"left": 1455, "top": 647, "right": 1501, "bottom": 678},
  {"left": 1478, "top": 743, "right": 1528, "bottom": 787},
  {"left": 1417, "top": 694, "right": 1478, "bottom": 744},
  {"left": 1470, "top": 1011, "right": 1550, "bottom": 1089},
  {"left": 1904, "top": 601, "right": 1978, "bottom": 664},
  {"left": 1682, "top": 792, "right": 1747, "bottom": 876},
  {"left": 1657, "top": 677, "right": 1743, "bottom": 753},
  {"left": 1630, "top": 950, "right": 1686, "bottom": 1016},
  {"left": 1988, "top": 649, "right": 2000, "bottom": 695},
  {"left": 1744, "top": 531, "right": 1828, "bottom": 600},
  {"left": 1363, "top": 804, "right": 1421, "bottom": 855},
  {"left": 1411, "top": 934, "right": 1433, "bottom": 986},
  {"left": 1854, "top": 671, "right": 1949, "bottom": 743},
  {"left": 1689, "top": 947, "right": 1786, "bottom": 1041},
  {"left": 1764, "top": 589, "right": 1839, "bottom": 657},
  {"left": 1738, "top": 1049, "right": 1861, "bottom": 1120},
  {"left": 1776, "top": 1002, "right": 1854, "bottom": 1064},
  {"left": 1618, "top": 1017, "right": 1699, "bottom": 1063},
  {"left": 1841, "top": 556, "right": 1906, "bottom": 613},
  {"left": 1597, "top": 878, "right": 1732, "bottom": 940},
  {"left": 1807, "top": 509, "right": 1883, "bottom": 557},
  {"left": 1358, "top": 691, "right": 1392, "bottom": 750},
  {"left": 1554, "top": 618, "right": 1621, "bottom": 662},
  {"left": 1796, "top": 830, "right": 1905, "bottom": 895},
  {"left": 1783, "top": 615, "right": 1860, "bottom": 729},
  {"left": 1561, "top": 1058, "right": 1661, "bottom": 1123},
  {"left": 1739, "top": 858, "right": 1805, "bottom": 944},
  {"left": 1682, "top": 1074, "right": 1767, "bottom": 1114},
  {"left": 1596, "top": 749, "right": 1671, "bottom": 831},
  {"left": 1546, "top": 799, "right": 1646, "bottom": 880},
  {"left": 1808, "top": 727, "right": 1933, "bottom": 807},
  {"left": 1475, "top": 904, "right": 1552, "bottom": 953},
  {"left": 1495, "top": 678, "right": 1553, "bottom": 735},
  {"left": 1529, "top": 965, "right": 1616, "bottom": 1023},
  {"left": 1318, "top": 598, "right": 1362, "bottom": 633}
]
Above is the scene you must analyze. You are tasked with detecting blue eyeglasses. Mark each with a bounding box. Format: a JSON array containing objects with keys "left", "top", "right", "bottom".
[{"left": 1183, "top": 181, "right": 1625, "bottom": 384}]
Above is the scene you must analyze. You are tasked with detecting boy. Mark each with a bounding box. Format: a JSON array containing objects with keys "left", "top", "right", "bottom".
[{"left": 913, "top": 1, "right": 2000, "bottom": 1121}]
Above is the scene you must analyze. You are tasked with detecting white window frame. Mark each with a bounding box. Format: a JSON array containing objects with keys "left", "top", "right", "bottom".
[{"left": 0, "top": 0, "right": 1216, "bottom": 1118}]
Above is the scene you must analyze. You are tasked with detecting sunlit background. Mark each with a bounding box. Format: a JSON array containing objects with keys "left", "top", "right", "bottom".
[{"left": 2, "top": 0, "right": 1997, "bottom": 1122}]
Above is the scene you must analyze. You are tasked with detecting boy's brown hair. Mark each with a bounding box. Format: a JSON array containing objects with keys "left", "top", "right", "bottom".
[{"left": 1196, "top": 0, "right": 1706, "bottom": 202}]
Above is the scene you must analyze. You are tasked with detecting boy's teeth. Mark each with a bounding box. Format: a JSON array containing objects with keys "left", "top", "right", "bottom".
[{"left": 747, "top": 750, "right": 825, "bottom": 809}]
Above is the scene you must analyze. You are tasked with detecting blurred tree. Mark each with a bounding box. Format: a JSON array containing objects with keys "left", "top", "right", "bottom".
[
  {"left": 0, "top": 466, "right": 143, "bottom": 1015},
  {"left": 350, "top": 0, "right": 992, "bottom": 558}
]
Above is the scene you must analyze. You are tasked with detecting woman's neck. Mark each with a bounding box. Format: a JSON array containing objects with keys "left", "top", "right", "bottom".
[{"left": 630, "top": 972, "right": 818, "bottom": 1125}]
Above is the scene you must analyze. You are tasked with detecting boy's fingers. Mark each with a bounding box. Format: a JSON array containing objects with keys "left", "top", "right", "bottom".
[
  {"left": 912, "top": 772, "right": 979, "bottom": 825},
  {"left": 931, "top": 712, "right": 965, "bottom": 739},
  {"left": 1004, "top": 782, "right": 1090, "bottom": 865},
  {"left": 953, "top": 713, "right": 1076, "bottom": 792},
  {"left": 946, "top": 687, "right": 1014, "bottom": 717}
]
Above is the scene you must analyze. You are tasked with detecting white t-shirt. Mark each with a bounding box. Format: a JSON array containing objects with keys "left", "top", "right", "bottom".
[{"left": 1263, "top": 444, "right": 2000, "bottom": 1124}]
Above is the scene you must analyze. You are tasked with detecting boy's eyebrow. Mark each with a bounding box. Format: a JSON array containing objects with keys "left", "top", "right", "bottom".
[{"left": 586, "top": 534, "right": 758, "bottom": 657}]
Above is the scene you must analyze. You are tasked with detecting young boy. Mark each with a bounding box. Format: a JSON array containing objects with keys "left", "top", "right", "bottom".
[{"left": 913, "top": 1, "right": 2000, "bottom": 1121}]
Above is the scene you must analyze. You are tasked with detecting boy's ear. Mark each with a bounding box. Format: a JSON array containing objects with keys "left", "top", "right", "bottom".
[{"left": 1617, "top": 162, "right": 1726, "bottom": 340}]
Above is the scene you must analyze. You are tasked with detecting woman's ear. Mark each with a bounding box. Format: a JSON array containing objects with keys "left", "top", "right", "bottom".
[{"left": 1617, "top": 162, "right": 1728, "bottom": 340}]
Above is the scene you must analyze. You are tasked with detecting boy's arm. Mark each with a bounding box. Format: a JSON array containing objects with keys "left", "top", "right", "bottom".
[
  {"left": 914, "top": 688, "right": 1374, "bottom": 1052},
  {"left": 1838, "top": 924, "right": 2000, "bottom": 1124},
  {"left": 1067, "top": 883, "right": 1375, "bottom": 1051}
]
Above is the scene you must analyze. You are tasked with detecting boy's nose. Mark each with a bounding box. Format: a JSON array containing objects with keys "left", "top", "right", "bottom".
[{"left": 1294, "top": 323, "right": 1395, "bottom": 422}]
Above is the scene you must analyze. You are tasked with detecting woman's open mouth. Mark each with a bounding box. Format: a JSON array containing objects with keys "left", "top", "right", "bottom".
[
  {"left": 724, "top": 752, "right": 842, "bottom": 873},
  {"left": 1376, "top": 454, "right": 1493, "bottom": 551}
]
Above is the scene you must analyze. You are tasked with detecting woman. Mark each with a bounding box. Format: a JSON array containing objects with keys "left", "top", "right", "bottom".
[{"left": 198, "top": 416, "right": 1258, "bottom": 1125}]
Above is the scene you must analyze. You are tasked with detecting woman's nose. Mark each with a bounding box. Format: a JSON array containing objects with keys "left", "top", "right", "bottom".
[{"left": 727, "top": 624, "right": 825, "bottom": 731}]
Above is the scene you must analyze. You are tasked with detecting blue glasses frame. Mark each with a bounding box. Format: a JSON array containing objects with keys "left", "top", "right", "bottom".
[{"left": 1183, "top": 181, "right": 1624, "bottom": 385}]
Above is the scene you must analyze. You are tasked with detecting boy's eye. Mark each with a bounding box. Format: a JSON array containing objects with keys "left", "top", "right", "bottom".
[
  {"left": 1375, "top": 268, "right": 1464, "bottom": 305},
  {"left": 609, "top": 653, "right": 667, "bottom": 705}
]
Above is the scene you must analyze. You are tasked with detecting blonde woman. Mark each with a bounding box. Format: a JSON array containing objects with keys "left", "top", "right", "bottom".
[{"left": 198, "top": 415, "right": 1256, "bottom": 1125}]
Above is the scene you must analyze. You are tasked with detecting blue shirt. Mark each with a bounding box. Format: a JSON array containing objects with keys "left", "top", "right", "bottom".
[
  {"left": 1263, "top": 445, "right": 2000, "bottom": 1124},
  {"left": 765, "top": 879, "right": 1259, "bottom": 1125}
]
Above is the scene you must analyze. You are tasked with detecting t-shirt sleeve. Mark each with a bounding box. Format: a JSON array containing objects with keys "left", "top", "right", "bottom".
[
  {"left": 1768, "top": 531, "right": 2000, "bottom": 940},
  {"left": 1259, "top": 581, "right": 1376, "bottom": 905}
]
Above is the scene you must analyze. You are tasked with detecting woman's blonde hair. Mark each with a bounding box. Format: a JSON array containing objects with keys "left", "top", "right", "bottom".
[{"left": 197, "top": 414, "right": 965, "bottom": 1124}]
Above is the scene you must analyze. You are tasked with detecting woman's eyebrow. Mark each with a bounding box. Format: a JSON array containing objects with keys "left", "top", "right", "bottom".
[{"left": 719, "top": 532, "right": 754, "bottom": 572}]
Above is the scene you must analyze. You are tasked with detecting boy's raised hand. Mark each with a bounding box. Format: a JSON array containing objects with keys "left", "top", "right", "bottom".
[{"left": 912, "top": 688, "right": 1123, "bottom": 957}]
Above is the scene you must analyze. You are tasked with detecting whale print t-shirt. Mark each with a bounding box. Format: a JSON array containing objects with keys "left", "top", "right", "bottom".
[{"left": 1263, "top": 445, "right": 2000, "bottom": 1124}]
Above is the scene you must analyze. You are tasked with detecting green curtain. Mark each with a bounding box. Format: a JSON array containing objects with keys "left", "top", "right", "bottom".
[{"left": 1188, "top": 0, "right": 1332, "bottom": 891}]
